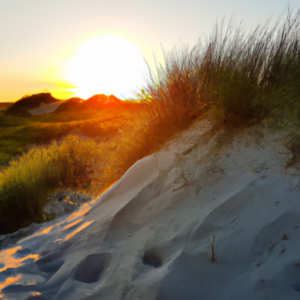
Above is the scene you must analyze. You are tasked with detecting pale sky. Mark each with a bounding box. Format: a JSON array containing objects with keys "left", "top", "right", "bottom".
[{"left": 0, "top": 0, "right": 298, "bottom": 102}]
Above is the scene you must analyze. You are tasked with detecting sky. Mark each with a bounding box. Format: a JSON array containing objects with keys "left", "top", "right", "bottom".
[{"left": 0, "top": 0, "right": 299, "bottom": 102}]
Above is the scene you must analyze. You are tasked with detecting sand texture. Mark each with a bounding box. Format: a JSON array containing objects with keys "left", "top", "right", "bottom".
[{"left": 1, "top": 117, "right": 300, "bottom": 300}]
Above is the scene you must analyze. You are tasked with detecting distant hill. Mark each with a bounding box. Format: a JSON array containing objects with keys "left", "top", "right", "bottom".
[
  {"left": 54, "top": 94, "right": 143, "bottom": 113},
  {"left": 81, "top": 94, "right": 130, "bottom": 109},
  {"left": 10, "top": 92, "right": 59, "bottom": 110},
  {"left": 4, "top": 92, "right": 60, "bottom": 117},
  {"left": 54, "top": 97, "right": 84, "bottom": 113},
  {"left": 2, "top": 92, "right": 144, "bottom": 117}
]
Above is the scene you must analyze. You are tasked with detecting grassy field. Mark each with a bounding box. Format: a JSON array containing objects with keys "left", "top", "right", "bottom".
[{"left": 0, "top": 106, "right": 139, "bottom": 164}]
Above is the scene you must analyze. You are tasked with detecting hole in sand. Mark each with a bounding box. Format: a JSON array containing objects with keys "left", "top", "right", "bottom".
[
  {"left": 74, "top": 253, "right": 108, "bottom": 283},
  {"left": 142, "top": 251, "right": 162, "bottom": 268}
]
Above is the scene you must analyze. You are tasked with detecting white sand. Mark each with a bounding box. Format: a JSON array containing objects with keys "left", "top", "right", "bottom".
[{"left": 1, "top": 116, "right": 300, "bottom": 300}]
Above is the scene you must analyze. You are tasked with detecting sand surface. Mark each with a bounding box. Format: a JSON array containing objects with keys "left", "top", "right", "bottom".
[
  {"left": 28, "top": 102, "right": 64, "bottom": 115},
  {"left": 1, "top": 116, "right": 300, "bottom": 300}
]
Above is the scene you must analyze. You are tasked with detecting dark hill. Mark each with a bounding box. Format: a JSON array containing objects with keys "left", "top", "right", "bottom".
[
  {"left": 11, "top": 92, "right": 59, "bottom": 110},
  {"left": 81, "top": 94, "right": 120, "bottom": 110},
  {"left": 54, "top": 97, "right": 84, "bottom": 113},
  {"left": 4, "top": 92, "right": 59, "bottom": 117}
]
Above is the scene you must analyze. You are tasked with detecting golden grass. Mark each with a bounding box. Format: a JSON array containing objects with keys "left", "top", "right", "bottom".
[{"left": 138, "top": 9, "right": 300, "bottom": 127}]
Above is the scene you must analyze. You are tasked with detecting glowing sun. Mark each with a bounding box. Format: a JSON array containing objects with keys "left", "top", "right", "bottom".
[{"left": 66, "top": 35, "right": 149, "bottom": 99}]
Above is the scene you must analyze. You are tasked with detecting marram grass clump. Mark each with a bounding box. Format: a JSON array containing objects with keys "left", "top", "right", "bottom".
[
  {"left": 0, "top": 135, "right": 103, "bottom": 233},
  {"left": 139, "top": 8, "right": 300, "bottom": 127}
]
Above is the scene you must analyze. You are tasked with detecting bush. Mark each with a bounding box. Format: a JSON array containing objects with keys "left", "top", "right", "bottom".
[{"left": 0, "top": 135, "right": 103, "bottom": 234}]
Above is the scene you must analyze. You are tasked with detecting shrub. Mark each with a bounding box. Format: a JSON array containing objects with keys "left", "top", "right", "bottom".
[{"left": 0, "top": 135, "right": 103, "bottom": 233}]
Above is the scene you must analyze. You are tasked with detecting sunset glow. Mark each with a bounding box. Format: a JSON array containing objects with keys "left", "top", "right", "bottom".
[
  {"left": 65, "top": 220, "right": 94, "bottom": 241},
  {"left": 0, "top": 246, "right": 39, "bottom": 273},
  {"left": 66, "top": 35, "right": 149, "bottom": 99},
  {"left": 66, "top": 203, "right": 91, "bottom": 222},
  {"left": 62, "top": 218, "right": 83, "bottom": 230},
  {"left": 18, "top": 225, "right": 54, "bottom": 243},
  {"left": 0, "top": 274, "right": 22, "bottom": 298}
]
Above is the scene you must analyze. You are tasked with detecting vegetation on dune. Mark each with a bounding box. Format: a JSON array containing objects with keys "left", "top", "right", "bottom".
[
  {"left": 3, "top": 91, "right": 59, "bottom": 117},
  {"left": 138, "top": 8, "right": 300, "bottom": 127},
  {"left": 0, "top": 135, "right": 103, "bottom": 233},
  {"left": 1, "top": 8, "right": 300, "bottom": 234},
  {"left": 0, "top": 105, "right": 169, "bottom": 234}
]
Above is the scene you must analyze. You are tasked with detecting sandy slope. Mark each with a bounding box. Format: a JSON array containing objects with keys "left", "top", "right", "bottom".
[
  {"left": 28, "top": 102, "right": 63, "bottom": 115},
  {"left": 1, "top": 116, "right": 300, "bottom": 300}
]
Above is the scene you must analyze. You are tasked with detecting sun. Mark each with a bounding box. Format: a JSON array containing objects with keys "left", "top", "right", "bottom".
[{"left": 65, "top": 35, "right": 149, "bottom": 99}]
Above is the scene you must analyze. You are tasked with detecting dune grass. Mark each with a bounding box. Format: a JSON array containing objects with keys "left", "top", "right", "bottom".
[
  {"left": 138, "top": 8, "right": 300, "bottom": 128},
  {"left": 0, "top": 135, "right": 104, "bottom": 233}
]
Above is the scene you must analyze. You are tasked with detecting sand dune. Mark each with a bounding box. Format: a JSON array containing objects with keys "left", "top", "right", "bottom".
[
  {"left": 28, "top": 102, "right": 64, "bottom": 115},
  {"left": 0, "top": 116, "right": 300, "bottom": 300}
]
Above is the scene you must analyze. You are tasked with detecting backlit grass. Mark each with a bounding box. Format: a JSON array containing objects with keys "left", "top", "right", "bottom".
[{"left": 139, "top": 8, "right": 300, "bottom": 127}]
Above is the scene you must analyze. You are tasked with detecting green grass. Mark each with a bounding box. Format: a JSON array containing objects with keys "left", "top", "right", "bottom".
[{"left": 0, "top": 135, "right": 104, "bottom": 233}]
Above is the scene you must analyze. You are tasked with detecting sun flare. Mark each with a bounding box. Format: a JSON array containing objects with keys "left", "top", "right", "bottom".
[{"left": 66, "top": 35, "right": 149, "bottom": 99}]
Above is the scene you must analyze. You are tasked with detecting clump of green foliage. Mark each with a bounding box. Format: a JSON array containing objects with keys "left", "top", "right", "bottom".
[
  {"left": 139, "top": 8, "right": 300, "bottom": 127},
  {"left": 0, "top": 135, "right": 103, "bottom": 233}
]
